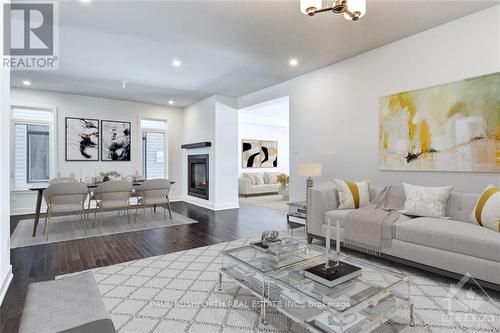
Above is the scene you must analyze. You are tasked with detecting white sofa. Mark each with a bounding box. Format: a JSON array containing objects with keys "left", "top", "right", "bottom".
[
  {"left": 308, "top": 182, "right": 500, "bottom": 290},
  {"left": 239, "top": 172, "right": 280, "bottom": 197}
]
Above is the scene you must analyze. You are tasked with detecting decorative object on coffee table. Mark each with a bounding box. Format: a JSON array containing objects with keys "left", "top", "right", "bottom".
[
  {"left": 298, "top": 163, "right": 322, "bottom": 202},
  {"left": 304, "top": 219, "right": 362, "bottom": 287},
  {"left": 261, "top": 230, "right": 279, "bottom": 244},
  {"left": 277, "top": 173, "right": 289, "bottom": 200}
]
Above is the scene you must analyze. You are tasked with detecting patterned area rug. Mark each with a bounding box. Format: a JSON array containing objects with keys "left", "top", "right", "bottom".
[
  {"left": 11, "top": 210, "right": 197, "bottom": 248},
  {"left": 58, "top": 239, "right": 500, "bottom": 333}
]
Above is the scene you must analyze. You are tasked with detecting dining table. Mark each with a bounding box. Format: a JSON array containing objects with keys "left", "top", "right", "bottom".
[{"left": 28, "top": 180, "right": 175, "bottom": 237}]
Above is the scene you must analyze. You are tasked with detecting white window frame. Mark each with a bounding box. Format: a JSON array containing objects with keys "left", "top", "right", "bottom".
[
  {"left": 139, "top": 117, "right": 168, "bottom": 179},
  {"left": 10, "top": 105, "right": 58, "bottom": 190}
]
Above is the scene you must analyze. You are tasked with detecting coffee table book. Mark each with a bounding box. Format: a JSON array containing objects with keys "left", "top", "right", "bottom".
[{"left": 304, "top": 261, "right": 362, "bottom": 288}]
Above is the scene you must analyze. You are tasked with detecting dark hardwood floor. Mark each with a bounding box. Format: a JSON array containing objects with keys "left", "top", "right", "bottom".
[{"left": 0, "top": 201, "right": 287, "bottom": 333}]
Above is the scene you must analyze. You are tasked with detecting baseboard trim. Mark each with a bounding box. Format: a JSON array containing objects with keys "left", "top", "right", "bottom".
[
  {"left": 213, "top": 202, "right": 240, "bottom": 211},
  {"left": 181, "top": 197, "right": 239, "bottom": 211},
  {"left": 0, "top": 265, "right": 13, "bottom": 306}
]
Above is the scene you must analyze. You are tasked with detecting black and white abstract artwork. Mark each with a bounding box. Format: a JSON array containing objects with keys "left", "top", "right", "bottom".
[
  {"left": 101, "top": 120, "right": 131, "bottom": 161},
  {"left": 65, "top": 117, "right": 99, "bottom": 161},
  {"left": 242, "top": 140, "right": 278, "bottom": 168},
  {"left": 260, "top": 141, "right": 278, "bottom": 167}
]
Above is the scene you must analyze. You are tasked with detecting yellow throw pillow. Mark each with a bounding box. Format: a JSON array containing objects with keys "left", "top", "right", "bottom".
[
  {"left": 471, "top": 185, "right": 500, "bottom": 233},
  {"left": 334, "top": 179, "right": 370, "bottom": 210}
]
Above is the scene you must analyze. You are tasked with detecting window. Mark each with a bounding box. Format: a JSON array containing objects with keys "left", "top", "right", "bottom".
[
  {"left": 141, "top": 119, "right": 167, "bottom": 179},
  {"left": 12, "top": 107, "right": 54, "bottom": 187}
]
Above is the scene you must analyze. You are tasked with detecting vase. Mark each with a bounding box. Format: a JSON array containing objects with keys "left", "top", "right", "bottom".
[{"left": 279, "top": 184, "right": 289, "bottom": 201}]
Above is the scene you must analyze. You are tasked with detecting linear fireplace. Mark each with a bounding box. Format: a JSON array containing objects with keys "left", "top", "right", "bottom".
[{"left": 187, "top": 154, "right": 209, "bottom": 200}]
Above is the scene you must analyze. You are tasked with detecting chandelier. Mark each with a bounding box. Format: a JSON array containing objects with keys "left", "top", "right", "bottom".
[{"left": 300, "top": 0, "right": 366, "bottom": 21}]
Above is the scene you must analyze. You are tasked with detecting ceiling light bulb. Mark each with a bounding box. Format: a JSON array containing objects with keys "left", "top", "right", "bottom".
[
  {"left": 289, "top": 58, "right": 298, "bottom": 67},
  {"left": 345, "top": 0, "right": 366, "bottom": 20},
  {"left": 172, "top": 59, "right": 182, "bottom": 67},
  {"left": 22, "top": 80, "right": 31, "bottom": 86},
  {"left": 300, "top": 0, "right": 322, "bottom": 15},
  {"left": 168, "top": 100, "right": 174, "bottom": 105}
]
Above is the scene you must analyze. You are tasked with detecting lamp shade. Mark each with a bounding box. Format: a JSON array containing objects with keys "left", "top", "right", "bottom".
[
  {"left": 345, "top": 0, "right": 366, "bottom": 19},
  {"left": 298, "top": 163, "right": 322, "bottom": 177},
  {"left": 300, "top": 0, "right": 322, "bottom": 15}
]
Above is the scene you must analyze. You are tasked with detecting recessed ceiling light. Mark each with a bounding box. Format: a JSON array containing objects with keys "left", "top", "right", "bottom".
[
  {"left": 22, "top": 80, "right": 31, "bottom": 86},
  {"left": 289, "top": 58, "right": 299, "bottom": 67},
  {"left": 80, "top": 0, "right": 92, "bottom": 3},
  {"left": 121, "top": 81, "right": 127, "bottom": 88},
  {"left": 168, "top": 100, "right": 174, "bottom": 105},
  {"left": 172, "top": 59, "right": 182, "bottom": 67}
]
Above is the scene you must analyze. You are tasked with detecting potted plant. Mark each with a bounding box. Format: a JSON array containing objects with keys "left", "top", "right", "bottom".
[{"left": 276, "top": 173, "right": 289, "bottom": 200}]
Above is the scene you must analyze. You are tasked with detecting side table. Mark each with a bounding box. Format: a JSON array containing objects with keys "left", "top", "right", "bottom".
[{"left": 287, "top": 201, "right": 307, "bottom": 239}]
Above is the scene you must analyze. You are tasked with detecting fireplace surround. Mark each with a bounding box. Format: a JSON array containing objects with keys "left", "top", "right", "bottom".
[{"left": 187, "top": 154, "right": 209, "bottom": 200}]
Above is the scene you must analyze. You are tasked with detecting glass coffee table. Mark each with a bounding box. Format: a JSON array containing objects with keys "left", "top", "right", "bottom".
[{"left": 219, "top": 239, "right": 413, "bottom": 332}]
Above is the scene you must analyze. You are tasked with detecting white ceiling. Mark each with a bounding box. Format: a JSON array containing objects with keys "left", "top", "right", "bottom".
[
  {"left": 11, "top": 0, "right": 499, "bottom": 107},
  {"left": 239, "top": 96, "right": 289, "bottom": 127}
]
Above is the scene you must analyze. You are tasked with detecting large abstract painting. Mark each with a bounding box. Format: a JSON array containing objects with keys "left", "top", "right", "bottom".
[
  {"left": 101, "top": 120, "right": 131, "bottom": 161},
  {"left": 379, "top": 72, "right": 500, "bottom": 172},
  {"left": 242, "top": 140, "right": 278, "bottom": 168},
  {"left": 260, "top": 141, "right": 278, "bottom": 168},
  {"left": 65, "top": 117, "right": 99, "bottom": 161}
]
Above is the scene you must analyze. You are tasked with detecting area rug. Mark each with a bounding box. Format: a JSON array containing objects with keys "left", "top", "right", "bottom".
[
  {"left": 239, "top": 195, "right": 288, "bottom": 212},
  {"left": 57, "top": 238, "right": 500, "bottom": 333},
  {"left": 11, "top": 210, "right": 198, "bottom": 249}
]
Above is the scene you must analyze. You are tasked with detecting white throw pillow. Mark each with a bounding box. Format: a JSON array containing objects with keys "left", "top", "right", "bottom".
[
  {"left": 471, "top": 185, "right": 500, "bottom": 233},
  {"left": 242, "top": 173, "right": 256, "bottom": 185},
  {"left": 254, "top": 174, "right": 265, "bottom": 185},
  {"left": 334, "top": 179, "right": 370, "bottom": 209},
  {"left": 265, "top": 173, "right": 278, "bottom": 184},
  {"left": 402, "top": 183, "right": 453, "bottom": 218}
]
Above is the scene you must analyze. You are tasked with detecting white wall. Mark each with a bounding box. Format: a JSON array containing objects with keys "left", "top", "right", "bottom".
[
  {"left": 238, "top": 97, "right": 289, "bottom": 176},
  {"left": 10, "top": 88, "right": 184, "bottom": 214},
  {"left": 182, "top": 95, "right": 239, "bottom": 210},
  {"left": 214, "top": 96, "right": 239, "bottom": 210},
  {"left": 0, "top": 2, "right": 13, "bottom": 305},
  {"left": 238, "top": 5, "right": 500, "bottom": 201},
  {"left": 182, "top": 96, "right": 216, "bottom": 206}
]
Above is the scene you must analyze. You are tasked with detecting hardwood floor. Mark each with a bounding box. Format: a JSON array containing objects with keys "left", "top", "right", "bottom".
[{"left": 0, "top": 201, "right": 287, "bottom": 333}]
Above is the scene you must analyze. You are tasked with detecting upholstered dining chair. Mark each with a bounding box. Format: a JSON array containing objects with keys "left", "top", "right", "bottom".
[
  {"left": 92, "top": 180, "right": 133, "bottom": 233},
  {"left": 134, "top": 179, "right": 172, "bottom": 223},
  {"left": 43, "top": 182, "right": 89, "bottom": 241}
]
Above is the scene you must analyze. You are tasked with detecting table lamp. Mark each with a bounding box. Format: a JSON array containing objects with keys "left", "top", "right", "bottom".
[{"left": 297, "top": 163, "right": 322, "bottom": 202}]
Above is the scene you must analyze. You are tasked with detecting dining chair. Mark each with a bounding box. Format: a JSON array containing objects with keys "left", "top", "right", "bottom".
[
  {"left": 43, "top": 182, "right": 89, "bottom": 241},
  {"left": 134, "top": 179, "right": 172, "bottom": 223},
  {"left": 92, "top": 180, "right": 133, "bottom": 233}
]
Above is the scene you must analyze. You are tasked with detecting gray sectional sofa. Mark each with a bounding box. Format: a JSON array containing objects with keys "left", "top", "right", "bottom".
[{"left": 308, "top": 182, "right": 500, "bottom": 290}]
